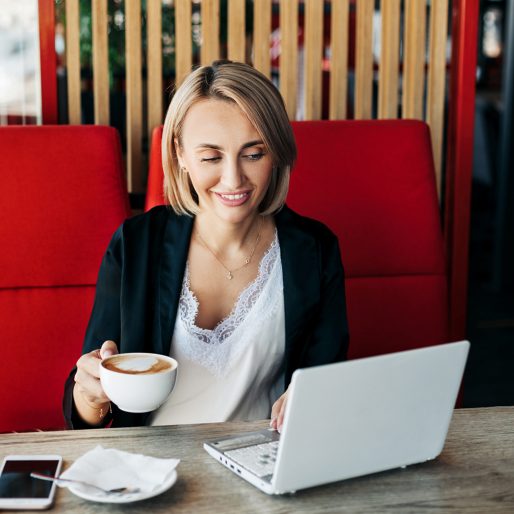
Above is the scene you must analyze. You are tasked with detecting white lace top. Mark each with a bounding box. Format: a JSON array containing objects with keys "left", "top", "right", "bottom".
[{"left": 148, "top": 233, "right": 285, "bottom": 425}]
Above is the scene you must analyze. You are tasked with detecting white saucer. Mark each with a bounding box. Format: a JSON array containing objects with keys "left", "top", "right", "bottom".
[{"left": 67, "top": 470, "right": 177, "bottom": 504}]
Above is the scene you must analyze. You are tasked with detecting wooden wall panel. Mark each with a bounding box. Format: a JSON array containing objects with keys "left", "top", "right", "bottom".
[
  {"left": 329, "top": 0, "right": 349, "bottom": 120},
  {"left": 147, "top": 0, "right": 163, "bottom": 139},
  {"left": 125, "top": 0, "right": 143, "bottom": 192},
  {"left": 146, "top": 0, "right": 163, "bottom": 141},
  {"left": 65, "top": 0, "right": 81, "bottom": 124},
  {"left": 228, "top": 0, "right": 246, "bottom": 62},
  {"left": 403, "top": 0, "right": 426, "bottom": 119},
  {"left": 378, "top": 0, "right": 401, "bottom": 119},
  {"left": 92, "top": 0, "right": 109, "bottom": 125},
  {"left": 280, "top": 0, "right": 298, "bottom": 119},
  {"left": 253, "top": 0, "right": 272, "bottom": 78},
  {"left": 304, "top": 0, "right": 324, "bottom": 120},
  {"left": 65, "top": 0, "right": 458, "bottom": 206},
  {"left": 201, "top": 0, "right": 220, "bottom": 65},
  {"left": 355, "top": 0, "right": 374, "bottom": 119},
  {"left": 427, "top": 0, "right": 449, "bottom": 196},
  {"left": 175, "top": 0, "right": 193, "bottom": 86}
]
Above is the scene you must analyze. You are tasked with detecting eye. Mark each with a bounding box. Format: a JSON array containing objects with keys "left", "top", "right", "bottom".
[
  {"left": 243, "top": 152, "right": 266, "bottom": 161},
  {"left": 200, "top": 156, "right": 221, "bottom": 163}
]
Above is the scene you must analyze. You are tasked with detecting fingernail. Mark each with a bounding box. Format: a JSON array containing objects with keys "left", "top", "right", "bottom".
[
  {"left": 277, "top": 424, "right": 283, "bottom": 434},
  {"left": 101, "top": 350, "right": 113, "bottom": 359},
  {"left": 269, "top": 417, "right": 276, "bottom": 427}
]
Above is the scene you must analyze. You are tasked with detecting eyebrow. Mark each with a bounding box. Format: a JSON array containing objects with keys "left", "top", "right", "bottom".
[{"left": 194, "top": 140, "right": 264, "bottom": 151}]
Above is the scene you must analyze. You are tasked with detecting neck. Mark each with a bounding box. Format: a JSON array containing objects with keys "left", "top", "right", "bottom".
[{"left": 194, "top": 212, "right": 262, "bottom": 254}]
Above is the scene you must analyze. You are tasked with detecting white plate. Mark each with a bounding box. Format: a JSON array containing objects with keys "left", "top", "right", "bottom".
[{"left": 67, "top": 470, "right": 177, "bottom": 504}]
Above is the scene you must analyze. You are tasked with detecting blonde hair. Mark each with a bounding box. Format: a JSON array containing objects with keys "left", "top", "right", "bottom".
[{"left": 161, "top": 60, "right": 297, "bottom": 216}]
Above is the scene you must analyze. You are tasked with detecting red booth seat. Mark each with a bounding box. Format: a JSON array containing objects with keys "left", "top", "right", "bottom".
[
  {"left": 145, "top": 120, "right": 448, "bottom": 359},
  {"left": 0, "top": 126, "right": 131, "bottom": 432}
]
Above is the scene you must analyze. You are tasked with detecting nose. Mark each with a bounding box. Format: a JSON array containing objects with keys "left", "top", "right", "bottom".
[{"left": 220, "top": 157, "right": 244, "bottom": 190}]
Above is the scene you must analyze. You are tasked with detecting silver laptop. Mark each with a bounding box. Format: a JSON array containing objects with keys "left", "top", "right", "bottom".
[{"left": 204, "top": 340, "right": 470, "bottom": 494}]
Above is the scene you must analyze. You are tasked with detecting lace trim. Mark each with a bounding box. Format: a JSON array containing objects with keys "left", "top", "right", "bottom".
[
  {"left": 174, "top": 232, "right": 283, "bottom": 377},
  {"left": 180, "top": 231, "right": 279, "bottom": 343}
]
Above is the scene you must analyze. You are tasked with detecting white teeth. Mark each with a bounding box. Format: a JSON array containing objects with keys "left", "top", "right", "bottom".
[{"left": 220, "top": 193, "right": 247, "bottom": 200}]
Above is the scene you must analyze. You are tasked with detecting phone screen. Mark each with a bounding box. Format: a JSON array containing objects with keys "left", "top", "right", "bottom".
[{"left": 0, "top": 459, "right": 60, "bottom": 499}]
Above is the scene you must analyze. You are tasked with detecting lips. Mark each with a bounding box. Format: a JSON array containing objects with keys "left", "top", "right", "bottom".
[{"left": 214, "top": 191, "right": 251, "bottom": 207}]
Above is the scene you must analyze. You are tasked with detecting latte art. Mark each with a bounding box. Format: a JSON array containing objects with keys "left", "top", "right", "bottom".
[{"left": 103, "top": 355, "right": 173, "bottom": 375}]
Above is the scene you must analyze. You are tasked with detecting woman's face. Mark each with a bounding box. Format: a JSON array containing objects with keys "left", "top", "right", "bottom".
[{"left": 175, "top": 98, "right": 273, "bottom": 225}]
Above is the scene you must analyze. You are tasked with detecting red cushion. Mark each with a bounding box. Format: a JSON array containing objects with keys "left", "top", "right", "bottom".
[
  {"left": 0, "top": 287, "right": 95, "bottom": 432},
  {"left": 146, "top": 120, "right": 448, "bottom": 359},
  {"left": 0, "top": 126, "right": 131, "bottom": 432},
  {"left": 287, "top": 120, "right": 448, "bottom": 357},
  {"left": 345, "top": 276, "right": 448, "bottom": 358},
  {"left": 0, "top": 126, "right": 130, "bottom": 288},
  {"left": 289, "top": 120, "right": 445, "bottom": 277}
]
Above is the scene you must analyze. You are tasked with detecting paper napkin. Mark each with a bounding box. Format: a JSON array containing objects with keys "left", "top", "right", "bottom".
[{"left": 59, "top": 445, "right": 180, "bottom": 493}]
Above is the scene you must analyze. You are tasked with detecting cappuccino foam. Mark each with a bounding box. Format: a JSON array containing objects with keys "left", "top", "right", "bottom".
[{"left": 103, "top": 355, "right": 172, "bottom": 375}]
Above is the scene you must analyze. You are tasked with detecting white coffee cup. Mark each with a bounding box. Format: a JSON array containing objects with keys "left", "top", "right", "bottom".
[{"left": 100, "top": 353, "right": 178, "bottom": 413}]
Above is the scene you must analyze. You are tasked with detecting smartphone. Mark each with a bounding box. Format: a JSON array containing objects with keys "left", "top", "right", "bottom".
[{"left": 0, "top": 455, "right": 62, "bottom": 510}]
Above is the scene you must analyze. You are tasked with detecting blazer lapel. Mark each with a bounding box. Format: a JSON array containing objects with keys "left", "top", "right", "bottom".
[
  {"left": 157, "top": 211, "right": 194, "bottom": 356},
  {"left": 276, "top": 206, "right": 320, "bottom": 361}
]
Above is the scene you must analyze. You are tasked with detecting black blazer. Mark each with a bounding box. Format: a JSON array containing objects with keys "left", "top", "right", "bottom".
[{"left": 63, "top": 205, "right": 349, "bottom": 428}]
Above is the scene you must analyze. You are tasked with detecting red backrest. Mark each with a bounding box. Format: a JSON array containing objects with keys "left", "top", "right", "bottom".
[
  {"left": 146, "top": 120, "right": 448, "bottom": 358},
  {"left": 287, "top": 120, "right": 448, "bottom": 358},
  {"left": 0, "top": 126, "right": 131, "bottom": 432}
]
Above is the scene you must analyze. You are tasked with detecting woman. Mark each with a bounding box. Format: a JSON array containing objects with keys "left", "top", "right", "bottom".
[{"left": 63, "top": 60, "right": 349, "bottom": 431}]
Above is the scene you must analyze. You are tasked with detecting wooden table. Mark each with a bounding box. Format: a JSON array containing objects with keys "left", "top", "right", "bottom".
[{"left": 2, "top": 407, "right": 514, "bottom": 513}]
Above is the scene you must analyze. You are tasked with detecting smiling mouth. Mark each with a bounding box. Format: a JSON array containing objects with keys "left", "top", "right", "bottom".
[
  {"left": 213, "top": 191, "right": 252, "bottom": 206},
  {"left": 219, "top": 192, "right": 248, "bottom": 200}
]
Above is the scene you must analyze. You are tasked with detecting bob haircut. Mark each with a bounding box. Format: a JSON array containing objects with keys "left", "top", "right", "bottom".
[{"left": 162, "top": 60, "right": 297, "bottom": 216}]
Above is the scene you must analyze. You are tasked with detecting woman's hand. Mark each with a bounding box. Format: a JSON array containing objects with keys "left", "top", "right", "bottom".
[
  {"left": 73, "top": 340, "right": 118, "bottom": 425},
  {"left": 270, "top": 387, "right": 290, "bottom": 433}
]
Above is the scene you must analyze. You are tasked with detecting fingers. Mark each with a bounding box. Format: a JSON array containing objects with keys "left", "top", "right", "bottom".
[
  {"left": 76, "top": 350, "right": 102, "bottom": 379},
  {"left": 74, "top": 340, "right": 117, "bottom": 407},
  {"left": 270, "top": 389, "right": 289, "bottom": 433},
  {"left": 74, "top": 367, "right": 110, "bottom": 406},
  {"left": 100, "top": 340, "right": 119, "bottom": 359},
  {"left": 270, "top": 396, "right": 283, "bottom": 420},
  {"left": 276, "top": 399, "right": 287, "bottom": 433}
]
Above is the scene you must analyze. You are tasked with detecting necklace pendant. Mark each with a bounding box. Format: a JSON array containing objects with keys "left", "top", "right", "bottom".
[
  {"left": 227, "top": 271, "right": 233, "bottom": 280},
  {"left": 244, "top": 258, "right": 250, "bottom": 265}
]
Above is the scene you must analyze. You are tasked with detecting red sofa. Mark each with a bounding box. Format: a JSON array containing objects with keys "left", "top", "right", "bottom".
[
  {"left": 0, "top": 126, "right": 131, "bottom": 432},
  {"left": 145, "top": 120, "right": 448, "bottom": 358}
]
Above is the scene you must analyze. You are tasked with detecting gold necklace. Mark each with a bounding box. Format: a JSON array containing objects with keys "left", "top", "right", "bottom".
[{"left": 195, "top": 217, "right": 262, "bottom": 280}]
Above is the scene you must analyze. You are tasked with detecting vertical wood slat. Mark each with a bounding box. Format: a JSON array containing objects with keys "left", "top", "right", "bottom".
[
  {"left": 92, "top": 0, "right": 109, "bottom": 125},
  {"left": 65, "top": 0, "right": 81, "bottom": 124},
  {"left": 228, "top": 0, "right": 245, "bottom": 62},
  {"left": 201, "top": 0, "right": 220, "bottom": 65},
  {"left": 280, "top": 0, "right": 298, "bottom": 119},
  {"left": 329, "top": 0, "right": 349, "bottom": 120},
  {"left": 175, "top": 0, "right": 192, "bottom": 86},
  {"left": 125, "top": 0, "right": 143, "bottom": 192},
  {"left": 304, "top": 0, "right": 324, "bottom": 120},
  {"left": 253, "top": 0, "right": 272, "bottom": 78},
  {"left": 403, "top": 0, "right": 426, "bottom": 119},
  {"left": 354, "top": 0, "right": 374, "bottom": 119},
  {"left": 427, "top": 0, "right": 449, "bottom": 197},
  {"left": 147, "top": 0, "right": 162, "bottom": 141},
  {"left": 378, "top": 0, "right": 401, "bottom": 119}
]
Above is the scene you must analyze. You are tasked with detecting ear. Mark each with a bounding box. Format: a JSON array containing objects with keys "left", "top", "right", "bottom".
[{"left": 174, "top": 137, "right": 183, "bottom": 165}]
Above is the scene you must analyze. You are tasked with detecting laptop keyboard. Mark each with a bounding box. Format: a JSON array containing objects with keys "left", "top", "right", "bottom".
[{"left": 225, "top": 441, "right": 279, "bottom": 478}]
